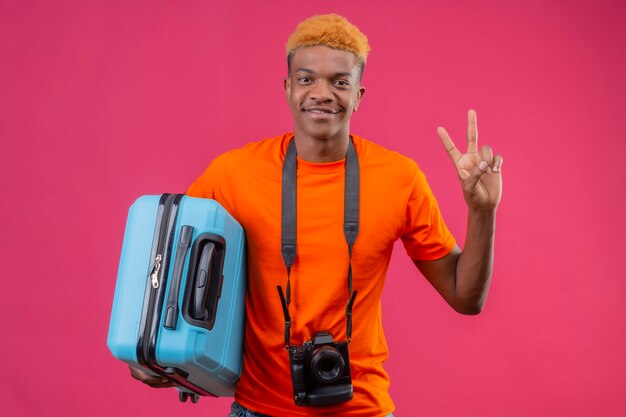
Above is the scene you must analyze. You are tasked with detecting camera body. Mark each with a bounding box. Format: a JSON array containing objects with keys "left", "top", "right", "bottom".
[{"left": 288, "top": 331, "right": 353, "bottom": 406}]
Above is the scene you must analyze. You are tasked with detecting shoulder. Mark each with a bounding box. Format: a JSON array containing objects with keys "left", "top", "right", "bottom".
[
  {"left": 187, "top": 133, "right": 290, "bottom": 197},
  {"left": 352, "top": 133, "right": 421, "bottom": 179}
]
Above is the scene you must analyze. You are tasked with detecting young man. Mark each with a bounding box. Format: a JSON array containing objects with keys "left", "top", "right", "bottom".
[{"left": 130, "top": 14, "right": 502, "bottom": 417}]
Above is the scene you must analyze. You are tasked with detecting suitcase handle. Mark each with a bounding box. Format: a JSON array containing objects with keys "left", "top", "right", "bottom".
[
  {"left": 182, "top": 233, "right": 226, "bottom": 331},
  {"left": 192, "top": 242, "right": 216, "bottom": 319},
  {"left": 164, "top": 225, "right": 194, "bottom": 330}
]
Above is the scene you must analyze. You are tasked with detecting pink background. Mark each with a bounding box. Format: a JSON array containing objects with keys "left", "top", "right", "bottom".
[{"left": 1, "top": 1, "right": 625, "bottom": 416}]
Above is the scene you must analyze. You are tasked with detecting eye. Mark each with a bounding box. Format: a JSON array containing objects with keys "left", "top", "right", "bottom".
[
  {"left": 333, "top": 80, "right": 350, "bottom": 87},
  {"left": 298, "top": 77, "right": 312, "bottom": 84}
]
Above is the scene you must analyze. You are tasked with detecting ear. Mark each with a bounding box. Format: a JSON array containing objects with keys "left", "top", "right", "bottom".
[
  {"left": 284, "top": 77, "right": 291, "bottom": 100},
  {"left": 353, "top": 85, "right": 366, "bottom": 112}
]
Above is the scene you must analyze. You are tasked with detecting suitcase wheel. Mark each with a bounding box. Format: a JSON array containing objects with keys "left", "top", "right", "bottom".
[{"left": 178, "top": 391, "right": 200, "bottom": 403}]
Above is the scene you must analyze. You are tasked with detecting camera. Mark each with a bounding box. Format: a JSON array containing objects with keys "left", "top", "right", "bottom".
[{"left": 288, "top": 331, "right": 353, "bottom": 406}]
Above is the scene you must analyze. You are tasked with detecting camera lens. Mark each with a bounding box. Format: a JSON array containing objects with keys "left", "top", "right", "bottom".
[{"left": 310, "top": 346, "right": 345, "bottom": 383}]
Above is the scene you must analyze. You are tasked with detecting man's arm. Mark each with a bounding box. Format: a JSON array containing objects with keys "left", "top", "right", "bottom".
[{"left": 414, "top": 110, "right": 502, "bottom": 315}]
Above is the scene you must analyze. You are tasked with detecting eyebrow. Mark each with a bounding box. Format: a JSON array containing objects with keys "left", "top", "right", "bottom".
[{"left": 296, "top": 67, "right": 354, "bottom": 78}]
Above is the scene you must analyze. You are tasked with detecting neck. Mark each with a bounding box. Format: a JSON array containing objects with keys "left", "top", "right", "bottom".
[{"left": 292, "top": 129, "right": 350, "bottom": 163}]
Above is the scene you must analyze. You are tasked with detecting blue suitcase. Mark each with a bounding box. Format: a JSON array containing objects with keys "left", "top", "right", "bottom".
[{"left": 107, "top": 194, "right": 246, "bottom": 402}]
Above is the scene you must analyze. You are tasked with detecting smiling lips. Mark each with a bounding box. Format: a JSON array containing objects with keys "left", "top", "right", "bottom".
[{"left": 303, "top": 107, "right": 341, "bottom": 115}]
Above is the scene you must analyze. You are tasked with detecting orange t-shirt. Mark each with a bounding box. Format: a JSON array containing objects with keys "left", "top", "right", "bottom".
[{"left": 186, "top": 133, "right": 455, "bottom": 416}]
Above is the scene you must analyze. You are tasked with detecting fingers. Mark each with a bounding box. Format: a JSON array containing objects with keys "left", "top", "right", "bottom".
[
  {"left": 149, "top": 378, "right": 177, "bottom": 388},
  {"left": 129, "top": 365, "right": 177, "bottom": 389},
  {"left": 465, "top": 143, "right": 500, "bottom": 191},
  {"left": 479, "top": 145, "right": 503, "bottom": 174},
  {"left": 437, "top": 126, "right": 462, "bottom": 163},
  {"left": 480, "top": 145, "right": 493, "bottom": 165},
  {"left": 132, "top": 373, "right": 176, "bottom": 388},
  {"left": 464, "top": 160, "right": 489, "bottom": 194},
  {"left": 467, "top": 109, "right": 478, "bottom": 154},
  {"left": 493, "top": 154, "right": 503, "bottom": 173}
]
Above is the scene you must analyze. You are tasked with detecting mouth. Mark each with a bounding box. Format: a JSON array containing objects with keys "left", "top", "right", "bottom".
[{"left": 302, "top": 107, "right": 342, "bottom": 115}]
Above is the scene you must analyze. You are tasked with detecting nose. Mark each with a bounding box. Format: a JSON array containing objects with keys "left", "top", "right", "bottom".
[{"left": 309, "top": 80, "right": 333, "bottom": 102}]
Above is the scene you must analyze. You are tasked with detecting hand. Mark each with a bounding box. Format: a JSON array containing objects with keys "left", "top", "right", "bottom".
[
  {"left": 438, "top": 109, "right": 503, "bottom": 211},
  {"left": 129, "top": 365, "right": 177, "bottom": 389}
]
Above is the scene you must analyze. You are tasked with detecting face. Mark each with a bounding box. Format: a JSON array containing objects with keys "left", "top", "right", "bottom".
[{"left": 284, "top": 46, "right": 365, "bottom": 142}]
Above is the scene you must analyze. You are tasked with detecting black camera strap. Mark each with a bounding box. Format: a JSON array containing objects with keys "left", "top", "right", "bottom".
[{"left": 277, "top": 137, "right": 359, "bottom": 348}]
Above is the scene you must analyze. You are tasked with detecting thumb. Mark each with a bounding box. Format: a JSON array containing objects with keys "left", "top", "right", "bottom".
[{"left": 463, "top": 161, "right": 488, "bottom": 194}]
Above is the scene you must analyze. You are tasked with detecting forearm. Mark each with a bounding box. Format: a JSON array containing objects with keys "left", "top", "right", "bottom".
[{"left": 454, "top": 208, "right": 496, "bottom": 314}]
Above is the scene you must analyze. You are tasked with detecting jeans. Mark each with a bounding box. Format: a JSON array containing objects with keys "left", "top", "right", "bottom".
[{"left": 227, "top": 401, "right": 394, "bottom": 417}]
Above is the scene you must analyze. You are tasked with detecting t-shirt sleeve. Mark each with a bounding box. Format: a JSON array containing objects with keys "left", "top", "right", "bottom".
[{"left": 401, "top": 167, "right": 456, "bottom": 261}]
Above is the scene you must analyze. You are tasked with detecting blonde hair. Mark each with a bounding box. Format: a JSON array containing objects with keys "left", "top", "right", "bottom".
[{"left": 286, "top": 14, "right": 370, "bottom": 79}]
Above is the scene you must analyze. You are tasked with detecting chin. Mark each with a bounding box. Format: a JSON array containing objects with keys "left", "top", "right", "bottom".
[{"left": 299, "top": 124, "right": 346, "bottom": 141}]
